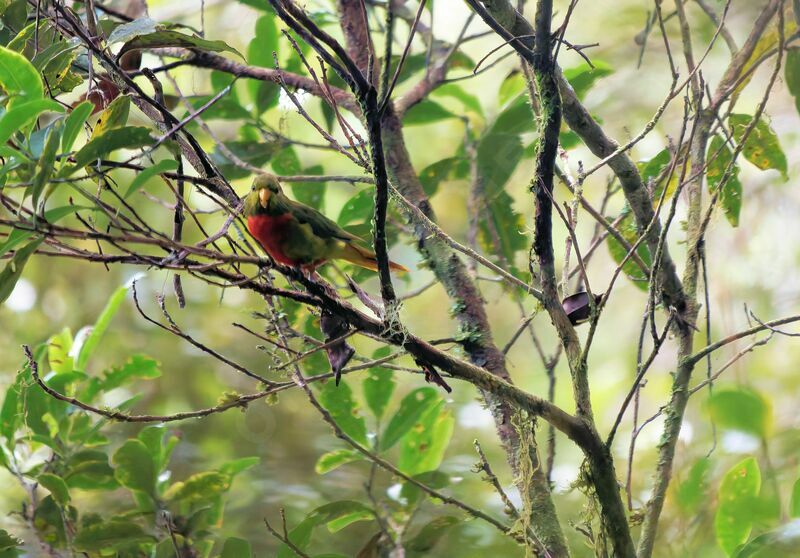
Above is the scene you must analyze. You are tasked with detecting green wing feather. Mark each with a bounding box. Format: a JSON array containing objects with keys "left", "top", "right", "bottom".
[{"left": 288, "top": 199, "right": 362, "bottom": 243}]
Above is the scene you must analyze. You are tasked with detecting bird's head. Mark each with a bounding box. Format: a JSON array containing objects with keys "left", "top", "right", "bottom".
[{"left": 244, "top": 173, "right": 284, "bottom": 215}]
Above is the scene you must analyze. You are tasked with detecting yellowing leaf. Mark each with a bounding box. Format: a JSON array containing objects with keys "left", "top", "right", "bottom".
[{"left": 729, "top": 113, "right": 788, "bottom": 180}]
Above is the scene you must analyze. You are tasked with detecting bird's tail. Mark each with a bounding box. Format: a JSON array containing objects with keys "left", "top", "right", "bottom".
[{"left": 338, "top": 242, "right": 408, "bottom": 273}]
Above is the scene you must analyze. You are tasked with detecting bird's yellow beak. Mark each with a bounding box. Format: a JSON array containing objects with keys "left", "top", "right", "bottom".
[{"left": 258, "top": 188, "right": 271, "bottom": 208}]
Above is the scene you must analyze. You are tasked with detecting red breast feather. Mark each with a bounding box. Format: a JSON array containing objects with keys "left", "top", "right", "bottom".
[{"left": 247, "top": 214, "right": 299, "bottom": 267}]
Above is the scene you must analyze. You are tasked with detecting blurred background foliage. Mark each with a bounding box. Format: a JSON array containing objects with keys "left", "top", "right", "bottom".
[{"left": 1, "top": 0, "right": 800, "bottom": 556}]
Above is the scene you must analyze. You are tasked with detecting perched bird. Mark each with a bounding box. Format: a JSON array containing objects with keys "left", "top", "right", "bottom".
[{"left": 243, "top": 173, "right": 408, "bottom": 274}]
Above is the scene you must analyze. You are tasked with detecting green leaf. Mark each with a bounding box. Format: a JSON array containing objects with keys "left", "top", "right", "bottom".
[
  {"left": 0, "top": 237, "right": 43, "bottom": 304},
  {"left": 318, "top": 380, "right": 368, "bottom": 447},
  {"left": 61, "top": 100, "right": 94, "bottom": 153},
  {"left": 363, "top": 365, "right": 394, "bottom": 420},
  {"left": 118, "top": 30, "right": 243, "bottom": 60},
  {"left": 0, "top": 45, "right": 43, "bottom": 105},
  {"left": 418, "top": 157, "right": 464, "bottom": 197},
  {"left": 91, "top": 95, "right": 131, "bottom": 138},
  {"left": 43, "top": 204, "right": 91, "bottom": 224},
  {"left": 563, "top": 60, "right": 614, "bottom": 100},
  {"left": 326, "top": 509, "right": 373, "bottom": 533},
  {"left": 729, "top": 113, "right": 788, "bottom": 180},
  {"left": 488, "top": 94, "right": 535, "bottom": 136},
  {"left": 498, "top": 71, "right": 525, "bottom": 106},
  {"left": 707, "top": 388, "right": 772, "bottom": 439},
  {"left": 381, "top": 387, "right": 440, "bottom": 451},
  {"left": 248, "top": 15, "right": 280, "bottom": 115},
  {"left": 112, "top": 439, "right": 156, "bottom": 496},
  {"left": 403, "top": 99, "right": 456, "bottom": 125},
  {"left": 277, "top": 501, "right": 374, "bottom": 558},
  {"left": 211, "top": 140, "right": 280, "bottom": 179},
  {"left": 477, "top": 189, "right": 527, "bottom": 266},
  {"left": 676, "top": 457, "right": 712, "bottom": 515},
  {"left": 65, "top": 450, "right": 117, "bottom": 490},
  {"left": 716, "top": 457, "right": 761, "bottom": 556},
  {"left": 290, "top": 165, "right": 326, "bottom": 211},
  {"left": 30, "top": 122, "right": 62, "bottom": 208},
  {"left": 0, "top": 529, "right": 22, "bottom": 552},
  {"left": 707, "top": 136, "right": 743, "bottom": 227},
  {"left": 407, "top": 516, "right": 459, "bottom": 551},
  {"left": 786, "top": 49, "right": 800, "bottom": 114},
  {"left": 219, "top": 456, "right": 260, "bottom": 477},
  {"left": 735, "top": 519, "right": 800, "bottom": 558},
  {"left": 85, "top": 354, "right": 161, "bottom": 400},
  {"left": 221, "top": 537, "right": 252, "bottom": 558},
  {"left": 164, "top": 471, "right": 231, "bottom": 502},
  {"left": 106, "top": 17, "right": 159, "bottom": 44},
  {"left": 47, "top": 328, "right": 73, "bottom": 374},
  {"left": 75, "top": 282, "right": 132, "bottom": 370},
  {"left": 477, "top": 133, "right": 523, "bottom": 194},
  {"left": 271, "top": 145, "right": 302, "bottom": 175},
  {"left": 68, "top": 126, "right": 153, "bottom": 170},
  {"left": 37, "top": 473, "right": 70, "bottom": 505},
  {"left": 1, "top": 371, "right": 24, "bottom": 442},
  {"left": 0, "top": 98, "right": 63, "bottom": 146},
  {"left": 606, "top": 210, "right": 652, "bottom": 291},
  {"left": 398, "top": 401, "right": 454, "bottom": 475},
  {"left": 399, "top": 470, "right": 451, "bottom": 506},
  {"left": 73, "top": 520, "right": 154, "bottom": 551},
  {"left": 0, "top": 228, "right": 33, "bottom": 260},
  {"left": 315, "top": 449, "right": 362, "bottom": 474},
  {"left": 337, "top": 188, "right": 373, "bottom": 227},
  {"left": 124, "top": 159, "right": 180, "bottom": 198},
  {"left": 792, "top": 479, "right": 800, "bottom": 518},
  {"left": 433, "top": 83, "right": 484, "bottom": 116}
]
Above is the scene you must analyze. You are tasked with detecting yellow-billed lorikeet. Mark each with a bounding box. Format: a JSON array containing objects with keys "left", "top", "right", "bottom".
[{"left": 244, "top": 174, "right": 408, "bottom": 274}]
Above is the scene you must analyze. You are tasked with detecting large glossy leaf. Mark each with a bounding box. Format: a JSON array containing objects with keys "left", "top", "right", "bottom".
[
  {"left": 362, "top": 361, "right": 394, "bottom": 420},
  {"left": 211, "top": 140, "right": 281, "bottom": 179},
  {"left": 706, "top": 136, "right": 743, "bottom": 227},
  {"left": 380, "top": 387, "right": 439, "bottom": 451},
  {"left": 90, "top": 95, "right": 131, "bottom": 138},
  {"left": 30, "top": 122, "right": 62, "bottom": 207},
  {"left": 67, "top": 126, "right": 153, "bottom": 171},
  {"left": 729, "top": 113, "right": 788, "bottom": 180},
  {"left": 318, "top": 380, "right": 368, "bottom": 446},
  {"left": 75, "top": 282, "right": 132, "bottom": 370},
  {"left": 124, "top": 159, "right": 180, "bottom": 198},
  {"left": 477, "top": 133, "right": 523, "bottom": 195},
  {"left": 61, "top": 100, "right": 94, "bottom": 153},
  {"left": 716, "top": 457, "right": 761, "bottom": 556},
  {"left": 164, "top": 471, "right": 231, "bottom": 503},
  {"left": 221, "top": 537, "right": 252, "bottom": 558},
  {"left": 407, "top": 516, "right": 459, "bottom": 551},
  {"left": 403, "top": 99, "right": 455, "bottom": 126},
  {"left": 112, "top": 439, "right": 156, "bottom": 497},
  {"left": 118, "top": 29, "right": 243, "bottom": 60},
  {"left": 247, "top": 15, "right": 280, "bottom": 115},
  {"left": 606, "top": 210, "right": 652, "bottom": 291},
  {"left": 735, "top": 520, "right": 800, "bottom": 558},
  {"left": 398, "top": 401, "right": 454, "bottom": 475},
  {"left": 85, "top": 355, "right": 161, "bottom": 400},
  {"left": 0, "top": 45, "right": 43, "bottom": 105},
  {"left": 37, "top": 473, "right": 70, "bottom": 505},
  {"left": 563, "top": 60, "right": 614, "bottom": 100},
  {"left": 0, "top": 98, "right": 63, "bottom": 145},
  {"left": 277, "top": 501, "right": 374, "bottom": 558},
  {"left": 315, "top": 449, "right": 362, "bottom": 474},
  {"left": 0, "top": 237, "right": 43, "bottom": 304},
  {"left": 786, "top": 48, "right": 800, "bottom": 114},
  {"left": 433, "top": 83, "right": 484, "bottom": 116},
  {"left": 707, "top": 388, "right": 772, "bottom": 439},
  {"left": 0, "top": 529, "right": 22, "bottom": 552},
  {"left": 477, "top": 189, "right": 527, "bottom": 267},
  {"left": 106, "top": 17, "right": 159, "bottom": 44},
  {"left": 676, "top": 457, "right": 712, "bottom": 515}
]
